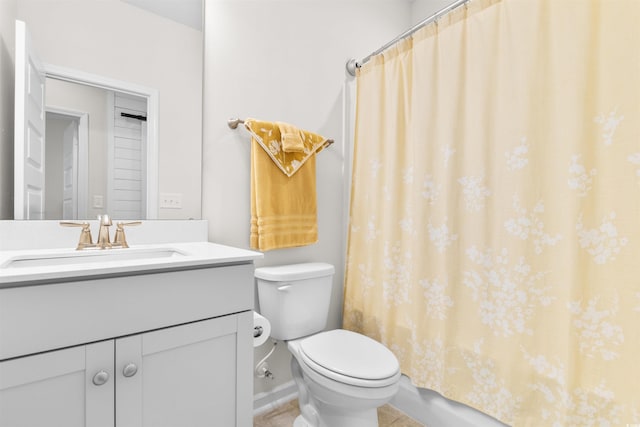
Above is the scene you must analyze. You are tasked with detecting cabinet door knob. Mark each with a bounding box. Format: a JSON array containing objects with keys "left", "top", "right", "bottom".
[
  {"left": 92, "top": 370, "right": 110, "bottom": 386},
  {"left": 122, "top": 363, "right": 138, "bottom": 378}
]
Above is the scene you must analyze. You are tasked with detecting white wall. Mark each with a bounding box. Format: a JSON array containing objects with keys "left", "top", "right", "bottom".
[
  {"left": 14, "top": 0, "right": 203, "bottom": 220},
  {"left": 202, "top": 0, "right": 411, "bottom": 395},
  {"left": 0, "top": 0, "right": 17, "bottom": 219},
  {"left": 411, "top": 0, "right": 463, "bottom": 25}
]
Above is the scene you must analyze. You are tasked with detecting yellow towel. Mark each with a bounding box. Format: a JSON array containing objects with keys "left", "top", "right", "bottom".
[
  {"left": 277, "top": 122, "right": 305, "bottom": 152},
  {"left": 245, "top": 119, "right": 329, "bottom": 251}
]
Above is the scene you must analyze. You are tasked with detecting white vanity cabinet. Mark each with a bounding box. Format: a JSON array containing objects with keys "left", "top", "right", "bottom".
[
  {"left": 0, "top": 248, "right": 260, "bottom": 427},
  {"left": 0, "top": 313, "right": 249, "bottom": 427},
  {"left": 0, "top": 340, "right": 114, "bottom": 427},
  {"left": 115, "top": 313, "right": 249, "bottom": 427}
]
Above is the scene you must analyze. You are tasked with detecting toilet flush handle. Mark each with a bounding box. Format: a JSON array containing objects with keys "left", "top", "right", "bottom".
[{"left": 277, "top": 284, "right": 292, "bottom": 292}]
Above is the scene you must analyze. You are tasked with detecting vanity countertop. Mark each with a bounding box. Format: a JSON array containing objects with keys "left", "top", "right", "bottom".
[{"left": 0, "top": 242, "right": 263, "bottom": 288}]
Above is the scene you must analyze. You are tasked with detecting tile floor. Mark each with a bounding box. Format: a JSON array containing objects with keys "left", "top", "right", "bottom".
[{"left": 254, "top": 399, "right": 425, "bottom": 427}]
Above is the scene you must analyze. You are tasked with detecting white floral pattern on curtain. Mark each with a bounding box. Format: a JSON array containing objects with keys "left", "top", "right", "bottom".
[{"left": 343, "top": 0, "right": 640, "bottom": 425}]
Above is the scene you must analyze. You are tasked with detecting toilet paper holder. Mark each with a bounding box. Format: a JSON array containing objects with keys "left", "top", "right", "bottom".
[
  {"left": 254, "top": 325, "right": 264, "bottom": 338},
  {"left": 252, "top": 311, "right": 271, "bottom": 347}
]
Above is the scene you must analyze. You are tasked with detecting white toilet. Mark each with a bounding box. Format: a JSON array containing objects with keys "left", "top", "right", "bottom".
[{"left": 255, "top": 263, "right": 401, "bottom": 427}]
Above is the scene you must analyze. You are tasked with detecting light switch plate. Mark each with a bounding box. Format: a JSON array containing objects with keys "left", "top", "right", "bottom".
[
  {"left": 93, "top": 195, "right": 104, "bottom": 209},
  {"left": 160, "top": 193, "right": 182, "bottom": 209}
]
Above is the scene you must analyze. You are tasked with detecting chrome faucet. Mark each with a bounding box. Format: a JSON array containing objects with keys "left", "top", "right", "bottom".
[{"left": 96, "top": 214, "right": 113, "bottom": 249}]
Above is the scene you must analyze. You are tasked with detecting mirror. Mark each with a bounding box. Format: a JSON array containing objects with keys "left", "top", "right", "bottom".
[
  {"left": 14, "top": 21, "right": 158, "bottom": 220},
  {"left": 12, "top": 0, "right": 203, "bottom": 221}
]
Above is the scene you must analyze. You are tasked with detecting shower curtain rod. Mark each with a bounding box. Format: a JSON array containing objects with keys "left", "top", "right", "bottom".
[{"left": 346, "top": 0, "right": 470, "bottom": 76}]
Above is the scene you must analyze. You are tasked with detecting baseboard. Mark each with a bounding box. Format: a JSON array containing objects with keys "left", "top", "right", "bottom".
[{"left": 253, "top": 380, "right": 298, "bottom": 416}]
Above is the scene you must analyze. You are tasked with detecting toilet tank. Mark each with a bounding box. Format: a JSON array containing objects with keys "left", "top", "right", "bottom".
[{"left": 255, "top": 263, "right": 335, "bottom": 341}]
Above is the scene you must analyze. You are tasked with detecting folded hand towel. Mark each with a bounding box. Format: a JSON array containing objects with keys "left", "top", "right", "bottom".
[
  {"left": 277, "top": 122, "right": 305, "bottom": 153},
  {"left": 245, "top": 119, "right": 329, "bottom": 251},
  {"left": 244, "top": 118, "right": 329, "bottom": 177}
]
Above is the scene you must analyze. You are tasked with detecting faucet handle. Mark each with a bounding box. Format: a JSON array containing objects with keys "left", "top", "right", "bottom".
[
  {"left": 113, "top": 221, "right": 142, "bottom": 248},
  {"left": 60, "top": 221, "right": 95, "bottom": 250}
]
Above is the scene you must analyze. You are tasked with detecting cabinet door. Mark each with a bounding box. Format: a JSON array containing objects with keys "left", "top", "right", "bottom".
[
  {"left": 116, "top": 312, "right": 253, "bottom": 427},
  {"left": 0, "top": 340, "right": 114, "bottom": 427}
]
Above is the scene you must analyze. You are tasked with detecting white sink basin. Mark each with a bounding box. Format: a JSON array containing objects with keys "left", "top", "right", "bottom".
[
  {"left": 2, "top": 247, "right": 186, "bottom": 269},
  {"left": 0, "top": 242, "right": 263, "bottom": 287}
]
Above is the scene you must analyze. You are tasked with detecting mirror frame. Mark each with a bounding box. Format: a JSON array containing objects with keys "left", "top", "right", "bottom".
[{"left": 15, "top": 63, "right": 159, "bottom": 220}]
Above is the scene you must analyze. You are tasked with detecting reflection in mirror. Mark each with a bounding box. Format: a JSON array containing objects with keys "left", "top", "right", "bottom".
[
  {"left": 44, "top": 78, "right": 149, "bottom": 220},
  {"left": 11, "top": 10, "right": 207, "bottom": 221},
  {"left": 12, "top": 2, "right": 203, "bottom": 221},
  {"left": 14, "top": 58, "right": 159, "bottom": 221}
]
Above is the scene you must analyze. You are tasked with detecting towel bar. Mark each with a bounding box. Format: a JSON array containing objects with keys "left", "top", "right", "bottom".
[{"left": 227, "top": 118, "right": 244, "bottom": 129}]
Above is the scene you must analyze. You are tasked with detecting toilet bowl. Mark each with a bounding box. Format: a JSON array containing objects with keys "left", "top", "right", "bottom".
[{"left": 255, "top": 263, "right": 401, "bottom": 427}]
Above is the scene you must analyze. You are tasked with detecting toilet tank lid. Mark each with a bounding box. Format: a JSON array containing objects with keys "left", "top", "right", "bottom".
[{"left": 255, "top": 263, "right": 335, "bottom": 281}]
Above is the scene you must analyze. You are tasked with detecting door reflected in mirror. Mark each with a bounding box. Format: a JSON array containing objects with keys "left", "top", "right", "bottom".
[{"left": 45, "top": 78, "right": 149, "bottom": 220}]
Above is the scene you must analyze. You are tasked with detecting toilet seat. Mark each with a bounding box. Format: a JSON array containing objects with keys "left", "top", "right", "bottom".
[{"left": 297, "top": 329, "right": 400, "bottom": 388}]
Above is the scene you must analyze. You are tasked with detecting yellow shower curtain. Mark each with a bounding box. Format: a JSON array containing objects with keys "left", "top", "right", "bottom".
[{"left": 343, "top": 0, "right": 640, "bottom": 425}]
